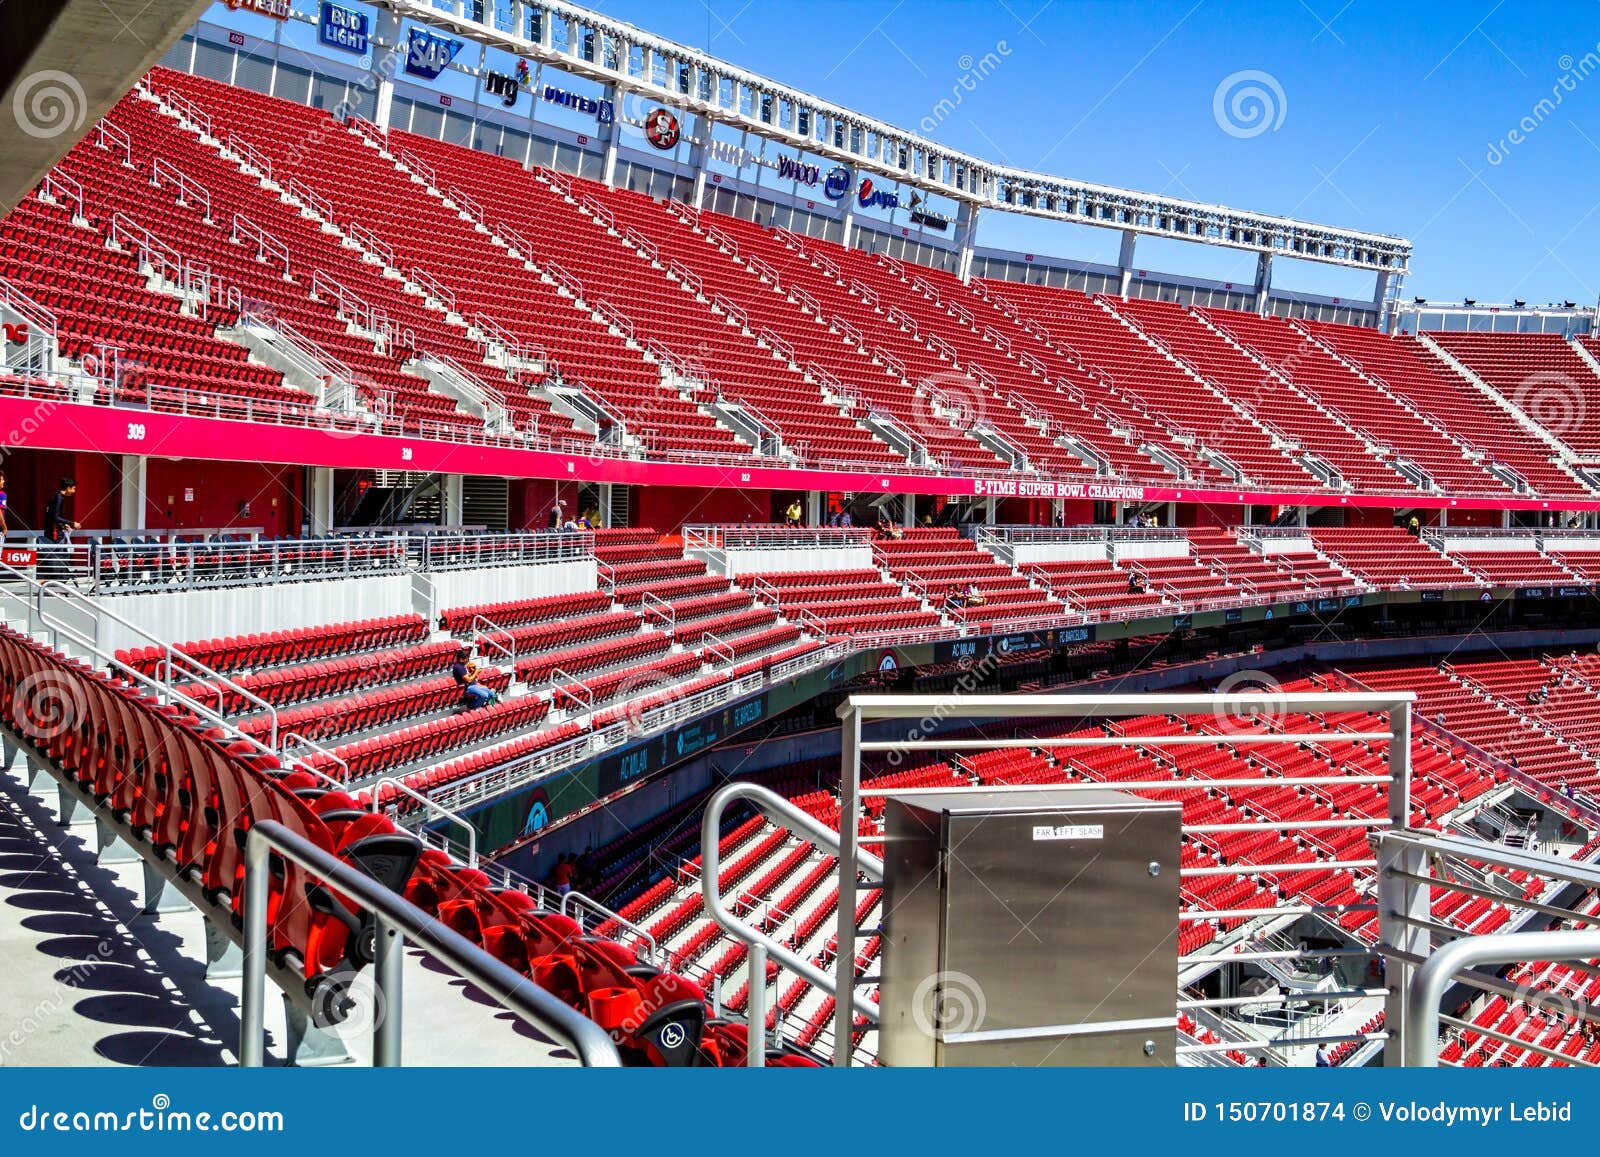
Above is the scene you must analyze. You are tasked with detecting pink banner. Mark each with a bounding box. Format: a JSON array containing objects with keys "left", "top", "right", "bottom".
[{"left": 7, "top": 396, "right": 1596, "bottom": 514}]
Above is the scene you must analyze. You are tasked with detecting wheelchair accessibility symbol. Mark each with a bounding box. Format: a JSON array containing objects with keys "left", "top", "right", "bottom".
[{"left": 659, "top": 1022, "right": 686, "bottom": 1049}]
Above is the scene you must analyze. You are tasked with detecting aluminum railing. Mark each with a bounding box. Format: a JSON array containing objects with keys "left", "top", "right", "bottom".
[
  {"left": 85, "top": 536, "right": 409, "bottom": 592},
  {"left": 240, "top": 821, "right": 620, "bottom": 1067},
  {"left": 77, "top": 531, "right": 595, "bottom": 593},
  {"left": 820, "top": 690, "right": 1415, "bottom": 1066},
  {"left": 699, "top": 781, "right": 885, "bottom": 1069},
  {"left": 683, "top": 524, "right": 875, "bottom": 551},
  {"left": 1376, "top": 828, "right": 1600, "bottom": 1067}
]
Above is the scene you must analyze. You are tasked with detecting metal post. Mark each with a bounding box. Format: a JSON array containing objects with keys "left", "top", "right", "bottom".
[
  {"left": 746, "top": 941, "right": 767, "bottom": 1068},
  {"left": 1379, "top": 699, "right": 1424, "bottom": 1065},
  {"left": 374, "top": 917, "right": 404, "bottom": 1066},
  {"left": 833, "top": 706, "right": 861, "bottom": 1067},
  {"left": 239, "top": 837, "right": 271, "bottom": 1067},
  {"left": 1405, "top": 929, "right": 1600, "bottom": 1066}
]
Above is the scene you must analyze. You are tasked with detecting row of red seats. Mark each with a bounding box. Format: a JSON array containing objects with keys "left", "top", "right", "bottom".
[
  {"left": 0, "top": 625, "right": 414, "bottom": 991},
  {"left": 235, "top": 669, "right": 513, "bottom": 745},
  {"left": 118, "top": 614, "right": 426, "bottom": 677},
  {"left": 182, "top": 641, "right": 460, "bottom": 713},
  {"left": 305, "top": 694, "right": 551, "bottom": 781},
  {"left": 439, "top": 590, "right": 611, "bottom": 635}
]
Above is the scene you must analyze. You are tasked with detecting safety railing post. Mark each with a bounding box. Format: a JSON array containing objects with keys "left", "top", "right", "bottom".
[
  {"left": 239, "top": 834, "right": 271, "bottom": 1068},
  {"left": 747, "top": 941, "right": 767, "bottom": 1069},
  {"left": 373, "top": 916, "right": 404, "bottom": 1067},
  {"left": 833, "top": 704, "right": 862, "bottom": 1068},
  {"left": 1379, "top": 699, "right": 1423, "bottom": 1065}
]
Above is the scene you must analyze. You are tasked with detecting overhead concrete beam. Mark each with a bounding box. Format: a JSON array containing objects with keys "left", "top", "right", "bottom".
[{"left": 0, "top": 0, "right": 210, "bottom": 217}]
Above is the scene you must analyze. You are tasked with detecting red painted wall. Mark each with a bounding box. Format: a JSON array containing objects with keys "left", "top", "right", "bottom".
[
  {"left": 144, "top": 460, "right": 299, "bottom": 535},
  {"left": 513, "top": 479, "right": 582, "bottom": 530},
  {"left": 633, "top": 485, "right": 770, "bottom": 532},
  {"left": 1175, "top": 503, "right": 1241, "bottom": 528}
]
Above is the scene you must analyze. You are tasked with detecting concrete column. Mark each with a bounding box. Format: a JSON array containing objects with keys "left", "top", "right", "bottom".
[
  {"left": 901, "top": 497, "right": 916, "bottom": 528},
  {"left": 372, "top": 9, "right": 403, "bottom": 131},
  {"left": 806, "top": 491, "right": 823, "bottom": 526},
  {"left": 307, "top": 467, "right": 334, "bottom": 536},
  {"left": 1254, "top": 250, "right": 1274, "bottom": 315},
  {"left": 1117, "top": 229, "right": 1137, "bottom": 299},
  {"left": 955, "top": 202, "right": 979, "bottom": 283},
  {"left": 838, "top": 187, "right": 857, "bottom": 250},
  {"left": 443, "top": 474, "right": 465, "bottom": 526},
  {"left": 118, "top": 455, "right": 147, "bottom": 531},
  {"left": 1374, "top": 270, "right": 1398, "bottom": 333},
  {"left": 984, "top": 497, "right": 997, "bottom": 525},
  {"left": 599, "top": 81, "right": 622, "bottom": 187},
  {"left": 689, "top": 114, "right": 712, "bottom": 210}
]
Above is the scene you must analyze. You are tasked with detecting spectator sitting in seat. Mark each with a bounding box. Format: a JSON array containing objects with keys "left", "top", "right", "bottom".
[
  {"left": 946, "top": 584, "right": 967, "bottom": 610},
  {"left": 450, "top": 647, "right": 497, "bottom": 708},
  {"left": 1127, "top": 571, "right": 1145, "bottom": 595},
  {"left": 963, "top": 581, "right": 987, "bottom": 608}
]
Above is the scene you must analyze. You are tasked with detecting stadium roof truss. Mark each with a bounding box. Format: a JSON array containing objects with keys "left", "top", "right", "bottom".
[{"left": 371, "top": 0, "right": 1412, "bottom": 277}]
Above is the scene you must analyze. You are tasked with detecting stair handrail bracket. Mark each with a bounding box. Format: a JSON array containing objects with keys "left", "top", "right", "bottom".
[{"left": 241, "top": 821, "right": 621, "bottom": 1067}]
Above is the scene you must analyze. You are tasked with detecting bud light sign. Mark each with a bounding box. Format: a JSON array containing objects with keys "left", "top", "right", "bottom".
[
  {"left": 404, "top": 26, "right": 462, "bottom": 80},
  {"left": 318, "top": 2, "right": 368, "bottom": 55}
]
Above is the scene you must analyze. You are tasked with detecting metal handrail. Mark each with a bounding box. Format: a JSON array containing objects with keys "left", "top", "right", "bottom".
[
  {"left": 370, "top": 777, "right": 478, "bottom": 866},
  {"left": 240, "top": 820, "right": 620, "bottom": 1067},
  {"left": 33, "top": 576, "right": 282, "bottom": 748},
  {"left": 560, "top": 889, "right": 660, "bottom": 964},
  {"left": 698, "top": 782, "right": 884, "bottom": 1062}
]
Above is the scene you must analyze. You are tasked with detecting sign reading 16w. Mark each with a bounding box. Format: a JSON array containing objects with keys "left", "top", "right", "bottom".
[{"left": 404, "top": 26, "right": 463, "bottom": 80}]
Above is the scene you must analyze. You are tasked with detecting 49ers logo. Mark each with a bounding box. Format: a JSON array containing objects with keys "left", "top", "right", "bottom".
[
  {"left": 643, "top": 107, "right": 680, "bottom": 150},
  {"left": 2, "top": 322, "right": 27, "bottom": 344}
]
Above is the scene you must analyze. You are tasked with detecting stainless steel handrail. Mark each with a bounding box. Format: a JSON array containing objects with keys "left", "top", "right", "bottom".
[
  {"left": 698, "top": 780, "right": 884, "bottom": 1069},
  {"left": 370, "top": 776, "right": 478, "bottom": 866},
  {"left": 240, "top": 820, "right": 621, "bottom": 1067},
  {"left": 1404, "top": 929, "right": 1600, "bottom": 1067},
  {"left": 34, "top": 577, "right": 282, "bottom": 749}
]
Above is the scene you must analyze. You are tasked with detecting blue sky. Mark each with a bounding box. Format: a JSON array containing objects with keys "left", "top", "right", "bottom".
[
  {"left": 589, "top": 0, "right": 1600, "bottom": 305},
  {"left": 216, "top": 1, "right": 1600, "bottom": 306}
]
